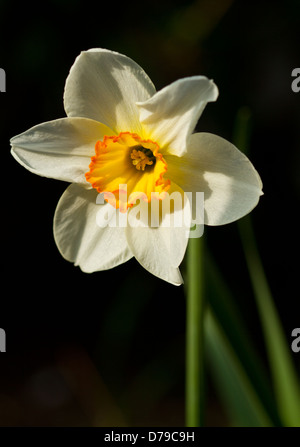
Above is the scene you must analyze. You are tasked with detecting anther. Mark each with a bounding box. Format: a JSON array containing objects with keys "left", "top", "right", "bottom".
[{"left": 130, "top": 146, "right": 156, "bottom": 171}]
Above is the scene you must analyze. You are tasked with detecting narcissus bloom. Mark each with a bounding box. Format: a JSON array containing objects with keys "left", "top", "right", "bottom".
[{"left": 10, "top": 48, "right": 262, "bottom": 285}]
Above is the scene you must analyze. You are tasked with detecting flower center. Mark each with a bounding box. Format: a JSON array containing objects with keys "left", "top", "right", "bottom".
[
  {"left": 130, "top": 146, "right": 156, "bottom": 171},
  {"left": 85, "top": 132, "right": 170, "bottom": 211}
]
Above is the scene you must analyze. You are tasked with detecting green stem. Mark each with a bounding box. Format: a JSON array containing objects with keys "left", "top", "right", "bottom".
[
  {"left": 185, "top": 236, "right": 205, "bottom": 427},
  {"left": 238, "top": 216, "right": 300, "bottom": 426}
]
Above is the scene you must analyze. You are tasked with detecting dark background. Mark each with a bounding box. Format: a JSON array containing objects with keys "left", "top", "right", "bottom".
[{"left": 0, "top": 0, "right": 299, "bottom": 426}]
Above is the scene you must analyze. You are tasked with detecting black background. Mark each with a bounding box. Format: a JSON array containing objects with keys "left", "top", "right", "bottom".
[{"left": 0, "top": 0, "right": 300, "bottom": 426}]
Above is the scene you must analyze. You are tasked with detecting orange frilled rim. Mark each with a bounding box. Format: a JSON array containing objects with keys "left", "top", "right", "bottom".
[{"left": 85, "top": 132, "right": 171, "bottom": 212}]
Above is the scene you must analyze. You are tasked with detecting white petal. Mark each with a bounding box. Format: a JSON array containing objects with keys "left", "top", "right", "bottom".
[
  {"left": 10, "top": 117, "right": 114, "bottom": 185},
  {"left": 125, "top": 194, "right": 191, "bottom": 285},
  {"left": 54, "top": 184, "right": 133, "bottom": 272},
  {"left": 166, "top": 132, "right": 263, "bottom": 226},
  {"left": 137, "top": 76, "right": 218, "bottom": 156},
  {"left": 64, "top": 48, "right": 156, "bottom": 135}
]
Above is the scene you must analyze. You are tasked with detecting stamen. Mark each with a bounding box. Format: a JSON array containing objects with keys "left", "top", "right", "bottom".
[
  {"left": 130, "top": 146, "right": 156, "bottom": 171},
  {"left": 85, "top": 132, "right": 170, "bottom": 210}
]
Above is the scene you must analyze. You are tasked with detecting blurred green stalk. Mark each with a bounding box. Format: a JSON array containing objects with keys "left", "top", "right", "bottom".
[
  {"left": 206, "top": 308, "right": 274, "bottom": 427},
  {"left": 185, "top": 236, "right": 205, "bottom": 427},
  {"left": 234, "top": 105, "right": 300, "bottom": 426},
  {"left": 238, "top": 216, "right": 300, "bottom": 426}
]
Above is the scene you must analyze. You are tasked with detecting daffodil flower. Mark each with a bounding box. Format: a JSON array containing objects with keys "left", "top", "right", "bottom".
[{"left": 10, "top": 48, "right": 262, "bottom": 285}]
